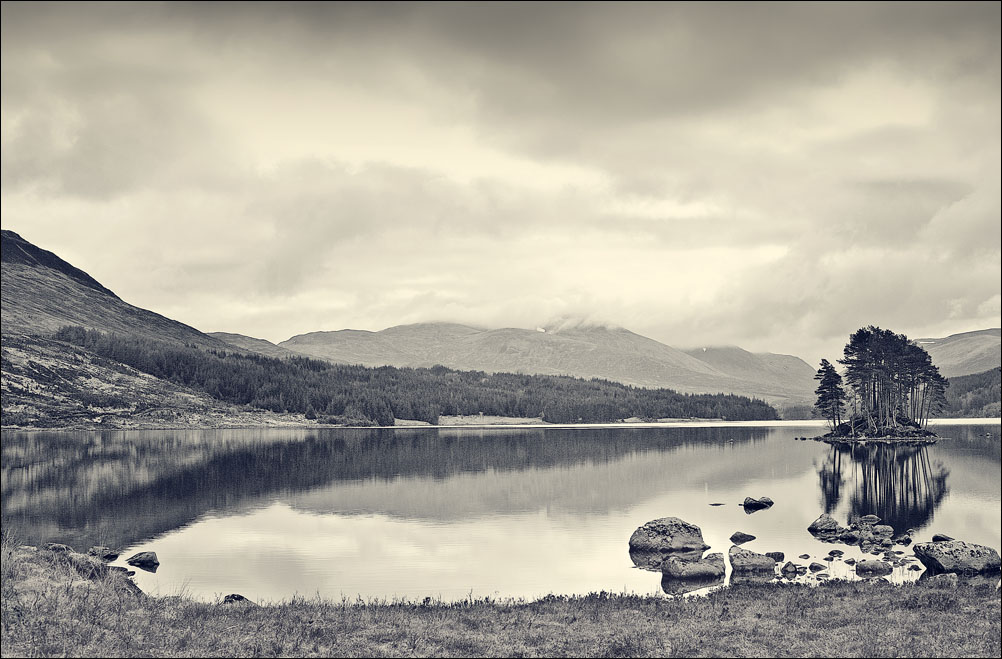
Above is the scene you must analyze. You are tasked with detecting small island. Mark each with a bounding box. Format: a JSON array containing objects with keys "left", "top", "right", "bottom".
[{"left": 811, "top": 326, "right": 947, "bottom": 442}]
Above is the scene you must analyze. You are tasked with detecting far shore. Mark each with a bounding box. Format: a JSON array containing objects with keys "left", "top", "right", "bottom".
[{"left": 2, "top": 417, "right": 999, "bottom": 433}]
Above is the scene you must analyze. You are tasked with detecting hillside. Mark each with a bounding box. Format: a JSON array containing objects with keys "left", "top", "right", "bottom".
[
  {"left": 941, "top": 367, "right": 1001, "bottom": 418},
  {"left": 281, "top": 322, "right": 817, "bottom": 408},
  {"left": 916, "top": 328, "right": 1001, "bottom": 378},
  {"left": 209, "top": 332, "right": 297, "bottom": 359},
  {"left": 1, "top": 230, "right": 229, "bottom": 351}
]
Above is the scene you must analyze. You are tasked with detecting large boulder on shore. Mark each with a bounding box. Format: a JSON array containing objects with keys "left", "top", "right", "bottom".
[
  {"left": 729, "top": 545, "right": 777, "bottom": 574},
  {"left": 628, "top": 518, "right": 710, "bottom": 553},
  {"left": 913, "top": 540, "right": 1001, "bottom": 575}
]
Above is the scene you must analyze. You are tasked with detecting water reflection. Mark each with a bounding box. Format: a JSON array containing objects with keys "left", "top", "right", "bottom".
[{"left": 817, "top": 444, "right": 949, "bottom": 533}]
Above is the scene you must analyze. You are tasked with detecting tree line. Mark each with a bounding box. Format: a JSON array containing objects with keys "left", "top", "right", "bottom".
[
  {"left": 53, "top": 326, "right": 779, "bottom": 425},
  {"left": 814, "top": 326, "right": 947, "bottom": 435}
]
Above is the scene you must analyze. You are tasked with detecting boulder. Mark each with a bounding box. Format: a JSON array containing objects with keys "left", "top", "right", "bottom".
[
  {"left": 924, "top": 573, "right": 959, "bottom": 589},
  {"left": 628, "top": 517, "right": 710, "bottom": 553},
  {"left": 742, "top": 497, "right": 774, "bottom": 512},
  {"left": 913, "top": 540, "right": 1001, "bottom": 575},
  {"left": 873, "top": 525, "right": 894, "bottom": 538},
  {"left": 892, "top": 534, "right": 912, "bottom": 546},
  {"left": 88, "top": 546, "right": 120, "bottom": 562},
  {"left": 729, "top": 531, "right": 756, "bottom": 545},
  {"left": 808, "top": 514, "right": 840, "bottom": 535},
  {"left": 662, "top": 553, "right": 725, "bottom": 580},
  {"left": 661, "top": 573, "right": 723, "bottom": 595},
  {"left": 765, "top": 552, "right": 784, "bottom": 562},
  {"left": 855, "top": 560, "right": 893, "bottom": 577},
  {"left": 729, "top": 545, "right": 777, "bottom": 574},
  {"left": 781, "top": 561, "right": 799, "bottom": 574},
  {"left": 126, "top": 551, "right": 160, "bottom": 572},
  {"left": 798, "top": 554, "right": 811, "bottom": 560},
  {"left": 931, "top": 534, "right": 955, "bottom": 543},
  {"left": 44, "top": 543, "right": 73, "bottom": 553},
  {"left": 838, "top": 528, "right": 861, "bottom": 544},
  {"left": 859, "top": 514, "right": 881, "bottom": 524},
  {"left": 809, "top": 562, "right": 826, "bottom": 572},
  {"left": 222, "top": 593, "right": 257, "bottom": 606}
]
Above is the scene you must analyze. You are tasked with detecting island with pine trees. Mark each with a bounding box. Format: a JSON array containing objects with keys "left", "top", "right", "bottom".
[{"left": 810, "top": 326, "right": 946, "bottom": 442}]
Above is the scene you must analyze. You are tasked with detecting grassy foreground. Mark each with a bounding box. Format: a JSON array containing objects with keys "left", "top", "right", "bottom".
[{"left": 2, "top": 542, "right": 999, "bottom": 658}]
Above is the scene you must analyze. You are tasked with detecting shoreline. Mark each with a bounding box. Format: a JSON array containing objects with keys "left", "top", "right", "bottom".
[
  {"left": 3, "top": 541, "right": 999, "bottom": 658},
  {"left": 2, "top": 417, "right": 999, "bottom": 433}
]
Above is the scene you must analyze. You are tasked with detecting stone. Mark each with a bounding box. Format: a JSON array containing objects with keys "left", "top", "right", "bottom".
[
  {"left": 708, "top": 503, "right": 726, "bottom": 506},
  {"left": 126, "top": 551, "right": 160, "bottom": 572},
  {"left": 222, "top": 594, "right": 257, "bottom": 606},
  {"left": 661, "top": 572, "right": 724, "bottom": 595},
  {"left": 729, "top": 531, "right": 756, "bottom": 545},
  {"left": 913, "top": 540, "right": 1001, "bottom": 575},
  {"left": 892, "top": 534, "right": 912, "bottom": 546},
  {"left": 908, "top": 564, "right": 923, "bottom": 571},
  {"left": 844, "top": 558, "right": 856, "bottom": 566},
  {"left": 828, "top": 549, "right": 844, "bottom": 557},
  {"left": 742, "top": 497, "right": 774, "bottom": 512},
  {"left": 799, "top": 554, "right": 811, "bottom": 560},
  {"left": 88, "top": 546, "right": 120, "bottom": 562},
  {"left": 781, "top": 561, "right": 799, "bottom": 574},
  {"left": 859, "top": 514, "right": 881, "bottom": 524},
  {"left": 873, "top": 525, "right": 894, "bottom": 538},
  {"left": 729, "top": 545, "right": 778, "bottom": 574},
  {"left": 924, "top": 573, "right": 959, "bottom": 588},
  {"left": 662, "top": 553, "right": 725, "bottom": 579},
  {"left": 628, "top": 517, "right": 710, "bottom": 553},
  {"left": 765, "top": 552, "right": 784, "bottom": 562},
  {"left": 855, "top": 560, "right": 893, "bottom": 577},
  {"left": 44, "top": 543, "right": 73, "bottom": 553},
  {"left": 808, "top": 513, "right": 840, "bottom": 535},
  {"left": 839, "top": 528, "right": 861, "bottom": 543},
  {"left": 931, "top": 534, "right": 955, "bottom": 543},
  {"left": 809, "top": 562, "right": 826, "bottom": 572}
]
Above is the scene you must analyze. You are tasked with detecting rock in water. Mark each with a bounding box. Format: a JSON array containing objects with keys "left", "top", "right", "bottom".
[
  {"left": 808, "top": 513, "right": 840, "bottom": 535},
  {"left": 781, "top": 561, "right": 799, "bottom": 574},
  {"left": 662, "top": 553, "right": 725, "bottom": 579},
  {"left": 729, "top": 531, "right": 756, "bottom": 545},
  {"left": 88, "top": 546, "right": 120, "bottom": 562},
  {"left": 809, "top": 562, "right": 826, "bottom": 572},
  {"left": 765, "top": 552, "right": 785, "bottom": 562},
  {"left": 858, "top": 514, "right": 881, "bottom": 524},
  {"left": 855, "top": 560, "right": 893, "bottom": 577},
  {"left": 628, "top": 517, "right": 710, "bottom": 553},
  {"left": 742, "top": 497, "right": 774, "bottom": 512},
  {"left": 913, "top": 541, "right": 1001, "bottom": 574},
  {"left": 931, "top": 533, "right": 955, "bottom": 542},
  {"left": 126, "top": 551, "right": 160, "bottom": 572},
  {"left": 729, "top": 545, "right": 777, "bottom": 574}
]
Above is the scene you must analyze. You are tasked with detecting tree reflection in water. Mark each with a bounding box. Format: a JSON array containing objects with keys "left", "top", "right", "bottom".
[{"left": 817, "top": 443, "right": 949, "bottom": 533}]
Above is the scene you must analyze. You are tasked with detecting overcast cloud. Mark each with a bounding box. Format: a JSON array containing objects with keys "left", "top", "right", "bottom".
[{"left": 2, "top": 1, "right": 999, "bottom": 363}]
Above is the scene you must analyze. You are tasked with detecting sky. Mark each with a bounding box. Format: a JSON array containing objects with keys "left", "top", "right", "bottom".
[{"left": 2, "top": 2, "right": 1000, "bottom": 364}]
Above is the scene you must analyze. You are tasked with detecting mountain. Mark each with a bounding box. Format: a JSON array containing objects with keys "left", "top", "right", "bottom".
[
  {"left": 915, "top": 328, "right": 1001, "bottom": 378},
  {"left": 208, "top": 332, "right": 298, "bottom": 359},
  {"left": 1, "top": 230, "right": 228, "bottom": 350},
  {"left": 280, "top": 322, "right": 817, "bottom": 407},
  {"left": 942, "top": 367, "right": 1001, "bottom": 418}
]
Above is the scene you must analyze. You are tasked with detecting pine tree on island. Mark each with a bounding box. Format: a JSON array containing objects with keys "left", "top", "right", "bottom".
[{"left": 814, "top": 326, "right": 947, "bottom": 438}]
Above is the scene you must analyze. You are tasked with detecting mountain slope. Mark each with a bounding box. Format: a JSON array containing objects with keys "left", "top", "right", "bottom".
[
  {"left": 1, "top": 230, "right": 228, "bottom": 350},
  {"left": 208, "top": 332, "right": 298, "bottom": 359},
  {"left": 281, "top": 322, "right": 816, "bottom": 406},
  {"left": 916, "top": 328, "right": 1001, "bottom": 378}
]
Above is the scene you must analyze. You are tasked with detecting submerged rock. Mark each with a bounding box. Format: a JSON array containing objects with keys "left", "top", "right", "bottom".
[
  {"left": 729, "top": 545, "right": 777, "bottom": 574},
  {"left": 126, "top": 551, "right": 160, "bottom": 572},
  {"left": 628, "top": 517, "right": 710, "bottom": 553},
  {"left": 729, "top": 531, "right": 756, "bottom": 545},
  {"left": 913, "top": 540, "right": 1001, "bottom": 574},
  {"left": 662, "top": 553, "right": 725, "bottom": 579}
]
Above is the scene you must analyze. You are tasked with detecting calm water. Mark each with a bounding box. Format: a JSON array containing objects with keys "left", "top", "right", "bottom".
[{"left": 2, "top": 421, "right": 999, "bottom": 602}]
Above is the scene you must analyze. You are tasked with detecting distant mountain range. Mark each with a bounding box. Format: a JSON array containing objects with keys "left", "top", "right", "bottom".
[
  {"left": 916, "top": 328, "right": 1001, "bottom": 378},
  {"left": 3, "top": 228, "right": 999, "bottom": 420}
]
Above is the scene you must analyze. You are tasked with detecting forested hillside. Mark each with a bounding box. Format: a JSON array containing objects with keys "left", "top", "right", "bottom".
[
  {"left": 942, "top": 367, "right": 1001, "bottom": 418},
  {"left": 51, "top": 327, "right": 779, "bottom": 425}
]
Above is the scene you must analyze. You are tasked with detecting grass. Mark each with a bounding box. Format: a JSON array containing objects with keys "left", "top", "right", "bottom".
[{"left": 2, "top": 537, "right": 999, "bottom": 658}]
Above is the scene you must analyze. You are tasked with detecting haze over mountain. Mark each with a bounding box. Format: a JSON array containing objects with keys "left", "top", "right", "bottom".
[
  {"left": 275, "top": 322, "right": 818, "bottom": 407},
  {"left": 1, "top": 230, "right": 228, "bottom": 351},
  {"left": 916, "top": 329, "right": 1001, "bottom": 379}
]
